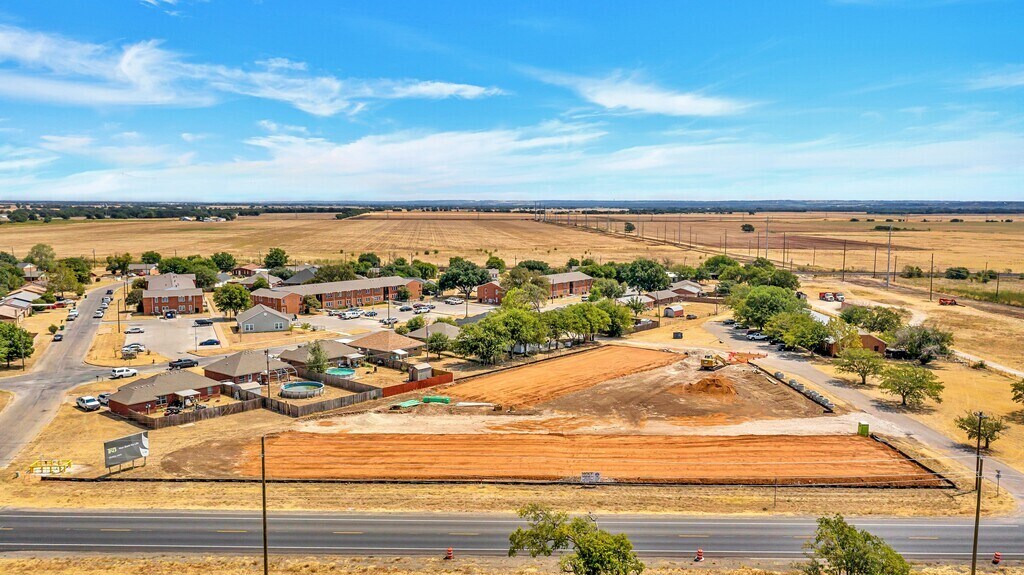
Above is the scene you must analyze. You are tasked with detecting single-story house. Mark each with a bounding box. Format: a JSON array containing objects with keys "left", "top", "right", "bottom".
[
  {"left": 663, "top": 304, "right": 686, "bottom": 318},
  {"left": 127, "top": 263, "right": 158, "bottom": 276},
  {"left": 250, "top": 288, "right": 304, "bottom": 315},
  {"left": 5, "top": 291, "right": 38, "bottom": 306},
  {"left": 233, "top": 263, "right": 264, "bottom": 277},
  {"left": 670, "top": 280, "right": 706, "bottom": 297},
  {"left": 647, "top": 289, "right": 683, "bottom": 305},
  {"left": 860, "top": 333, "right": 888, "bottom": 354},
  {"left": 285, "top": 264, "right": 317, "bottom": 273},
  {"left": 616, "top": 294, "right": 654, "bottom": 309},
  {"left": 0, "top": 303, "right": 27, "bottom": 325},
  {"left": 16, "top": 262, "right": 43, "bottom": 281},
  {"left": 236, "top": 304, "right": 291, "bottom": 333},
  {"left": 281, "top": 267, "right": 317, "bottom": 286},
  {"left": 476, "top": 281, "right": 505, "bottom": 304},
  {"left": 215, "top": 272, "right": 233, "bottom": 287},
  {"left": 238, "top": 272, "right": 283, "bottom": 289},
  {"left": 278, "top": 339, "right": 362, "bottom": 368},
  {"left": 349, "top": 330, "right": 425, "bottom": 360},
  {"left": 204, "top": 350, "right": 294, "bottom": 384},
  {"left": 406, "top": 321, "right": 461, "bottom": 341},
  {"left": 542, "top": 271, "right": 593, "bottom": 298},
  {"left": 146, "top": 273, "right": 196, "bottom": 291},
  {"left": 107, "top": 371, "right": 225, "bottom": 416}
]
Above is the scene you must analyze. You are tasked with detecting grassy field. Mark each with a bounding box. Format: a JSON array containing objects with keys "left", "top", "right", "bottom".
[
  {"left": 0, "top": 389, "right": 11, "bottom": 415},
  {"left": 0, "top": 556, "right": 1012, "bottom": 575}
]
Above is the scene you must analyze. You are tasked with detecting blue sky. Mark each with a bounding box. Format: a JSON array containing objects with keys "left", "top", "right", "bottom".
[{"left": 0, "top": 0, "right": 1022, "bottom": 201}]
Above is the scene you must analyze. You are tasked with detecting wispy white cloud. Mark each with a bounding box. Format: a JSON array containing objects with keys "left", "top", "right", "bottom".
[
  {"left": 257, "top": 120, "right": 309, "bottom": 135},
  {"left": 0, "top": 25, "right": 504, "bottom": 116},
  {"left": 180, "top": 132, "right": 210, "bottom": 143},
  {"left": 534, "top": 69, "right": 751, "bottom": 117},
  {"left": 39, "top": 133, "right": 191, "bottom": 166},
  {"left": 966, "top": 66, "right": 1024, "bottom": 90},
  {"left": 0, "top": 145, "right": 56, "bottom": 171}
]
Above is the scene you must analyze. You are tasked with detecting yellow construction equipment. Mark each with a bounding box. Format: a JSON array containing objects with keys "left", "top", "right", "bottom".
[{"left": 699, "top": 354, "right": 727, "bottom": 370}]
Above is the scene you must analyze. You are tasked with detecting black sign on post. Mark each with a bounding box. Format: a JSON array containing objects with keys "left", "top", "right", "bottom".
[{"left": 104, "top": 432, "right": 150, "bottom": 470}]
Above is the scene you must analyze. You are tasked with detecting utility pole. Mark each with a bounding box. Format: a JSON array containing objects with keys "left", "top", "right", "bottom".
[
  {"left": 872, "top": 247, "right": 878, "bottom": 279},
  {"left": 929, "top": 253, "right": 935, "bottom": 302},
  {"left": 261, "top": 435, "right": 270, "bottom": 575},
  {"left": 970, "top": 412, "right": 985, "bottom": 575},
  {"left": 764, "top": 216, "right": 770, "bottom": 260},
  {"left": 841, "top": 240, "right": 848, "bottom": 282},
  {"left": 884, "top": 224, "right": 893, "bottom": 289}
]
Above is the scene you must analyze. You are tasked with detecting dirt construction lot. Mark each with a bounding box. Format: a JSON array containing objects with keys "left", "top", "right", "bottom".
[
  {"left": 240, "top": 432, "right": 942, "bottom": 486},
  {"left": 444, "top": 345, "right": 682, "bottom": 407}
]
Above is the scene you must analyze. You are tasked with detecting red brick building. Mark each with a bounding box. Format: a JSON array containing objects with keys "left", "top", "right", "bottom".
[
  {"left": 250, "top": 289, "right": 304, "bottom": 315},
  {"left": 252, "top": 276, "right": 422, "bottom": 312},
  {"left": 107, "top": 371, "right": 224, "bottom": 416},
  {"left": 542, "top": 272, "right": 593, "bottom": 298},
  {"left": 476, "top": 281, "right": 505, "bottom": 304},
  {"left": 233, "top": 263, "right": 263, "bottom": 277},
  {"left": 141, "top": 288, "right": 204, "bottom": 315},
  {"left": 204, "top": 350, "right": 293, "bottom": 384}
]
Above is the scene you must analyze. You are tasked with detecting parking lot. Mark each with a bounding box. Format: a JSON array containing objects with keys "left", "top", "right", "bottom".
[
  {"left": 124, "top": 316, "right": 220, "bottom": 360},
  {"left": 301, "top": 298, "right": 496, "bottom": 335}
]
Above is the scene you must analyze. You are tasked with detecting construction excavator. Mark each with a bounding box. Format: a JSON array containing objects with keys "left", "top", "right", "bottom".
[{"left": 699, "top": 354, "right": 728, "bottom": 370}]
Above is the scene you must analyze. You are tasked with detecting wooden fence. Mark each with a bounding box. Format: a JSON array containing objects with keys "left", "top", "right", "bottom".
[
  {"left": 631, "top": 319, "right": 661, "bottom": 333},
  {"left": 261, "top": 389, "right": 382, "bottom": 418},
  {"left": 382, "top": 369, "right": 454, "bottom": 398},
  {"left": 126, "top": 387, "right": 264, "bottom": 430}
]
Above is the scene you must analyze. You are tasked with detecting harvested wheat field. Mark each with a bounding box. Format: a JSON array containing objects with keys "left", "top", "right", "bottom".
[
  {"left": 240, "top": 432, "right": 944, "bottom": 486},
  {"left": 540, "top": 359, "right": 823, "bottom": 426},
  {"left": 444, "top": 346, "right": 682, "bottom": 407}
]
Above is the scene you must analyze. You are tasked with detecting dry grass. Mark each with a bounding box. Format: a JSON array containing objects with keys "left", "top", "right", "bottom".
[
  {"left": 199, "top": 321, "right": 333, "bottom": 356},
  {"left": 84, "top": 323, "right": 170, "bottom": 367},
  {"left": 627, "top": 304, "right": 731, "bottom": 349},
  {"left": 820, "top": 359, "right": 1024, "bottom": 474},
  {"left": 0, "top": 556, "right": 1014, "bottom": 575},
  {"left": 0, "top": 389, "right": 12, "bottom": 415},
  {"left": 0, "top": 306, "right": 63, "bottom": 377}
]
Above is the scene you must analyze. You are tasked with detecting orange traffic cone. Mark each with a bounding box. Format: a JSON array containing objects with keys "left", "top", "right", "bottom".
[
  {"left": 993, "top": 552, "right": 1002, "bottom": 565},
  {"left": 445, "top": 547, "right": 454, "bottom": 560},
  {"left": 694, "top": 548, "right": 704, "bottom": 562}
]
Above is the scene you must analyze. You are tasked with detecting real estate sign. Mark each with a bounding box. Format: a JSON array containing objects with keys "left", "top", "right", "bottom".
[{"left": 104, "top": 432, "right": 149, "bottom": 468}]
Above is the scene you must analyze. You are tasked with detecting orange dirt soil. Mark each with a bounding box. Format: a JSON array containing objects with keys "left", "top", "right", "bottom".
[
  {"left": 240, "top": 433, "right": 943, "bottom": 486},
  {"left": 680, "top": 374, "right": 738, "bottom": 396},
  {"left": 443, "top": 345, "right": 681, "bottom": 407}
]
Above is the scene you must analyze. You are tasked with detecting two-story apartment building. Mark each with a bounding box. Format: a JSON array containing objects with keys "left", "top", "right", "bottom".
[
  {"left": 250, "top": 276, "right": 422, "bottom": 313},
  {"left": 542, "top": 271, "right": 593, "bottom": 298},
  {"left": 140, "top": 273, "right": 204, "bottom": 315}
]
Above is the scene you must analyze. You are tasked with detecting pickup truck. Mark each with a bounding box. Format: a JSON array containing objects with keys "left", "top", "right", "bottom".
[{"left": 169, "top": 358, "right": 199, "bottom": 370}]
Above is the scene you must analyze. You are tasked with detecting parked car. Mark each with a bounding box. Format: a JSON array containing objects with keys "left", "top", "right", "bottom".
[
  {"left": 125, "top": 326, "right": 145, "bottom": 334},
  {"left": 97, "top": 392, "right": 112, "bottom": 406},
  {"left": 193, "top": 318, "right": 214, "bottom": 326},
  {"left": 746, "top": 332, "right": 769, "bottom": 341},
  {"left": 52, "top": 333, "right": 64, "bottom": 342},
  {"left": 106, "top": 289, "right": 114, "bottom": 295},
  {"left": 685, "top": 314, "right": 698, "bottom": 320},
  {"left": 111, "top": 367, "right": 138, "bottom": 379},
  {"left": 423, "top": 303, "right": 436, "bottom": 309},
  {"left": 341, "top": 310, "right": 361, "bottom": 319},
  {"left": 412, "top": 302, "right": 426, "bottom": 308},
  {"left": 164, "top": 310, "right": 177, "bottom": 319},
  {"left": 168, "top": 358, "right": 199, "bottom": 370},
  {"left": 444, "top": 297, "right": 464, "bottom": 305},
  {"left": 733, "top": 323, "right": 748, "bottom": 330},
  {"left": 122, "top": 343, "right": 147, "bottom": 353},
  {"left": 364, "top": 310, "right": 378, "bottom": 317},
  {"left": 76, "top": 396, "right": 101, "bottom": 411},
  {"left": 398, "top": 305, "right": 413, "bottom": 312},
  {"left": 101, "top": 296, "right": 111, "bottom": 303},
  {"left": 722, "top": 318, "right": 736, "bottom": 325},
  {"left": 413, "top": 307, "right": 430, "bottom": 314},
  {"left": 92, "top": 310, "right": 105, "bottom": 319},
  {"left": 380, "top": 317, "right": 399, "bottom": 326},
  {"left": 199, "top": 338, "right": 220, "bottom": 346}
]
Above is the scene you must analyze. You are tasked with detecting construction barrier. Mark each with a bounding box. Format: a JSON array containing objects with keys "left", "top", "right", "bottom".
[
  {"left": 993, "top": 552, "right": 1002, "bottom": 565},
  {"left": 445, "top": 547, "right": 454, "bottom": 560},
  {"left": 694, "top": 548, "right": 704, "bottom": 562}
]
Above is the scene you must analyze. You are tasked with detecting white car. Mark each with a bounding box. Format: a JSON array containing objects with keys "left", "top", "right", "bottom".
[
  {"left": 92, "top": 310, "right": 105, "bottom": 318},
  {"left": 413, "top": 307, "right": 430, "bottom": 315},
  {"left": 76, "top": 396, "right": 101, "bottom": 411},
  {"left": 125, "top": 326, "right": 144, "bottom": 334},
  {"left": 122, "top": 343, "right": 147, "bottom": 353},
  {"left": 746, "top": 333, "right": 769, "bottom": 341},
  {"left": 444, "top": 297, "right": 464, "bottom": 305},
  {"left": 97, "top": 392, "right": 112, "bottom": 406},
  {"left": 111, "top": 367, "right": 138, "bottom": 379},
  {"left": 340, "top": 310, "right": 361, "bottom": 319}
]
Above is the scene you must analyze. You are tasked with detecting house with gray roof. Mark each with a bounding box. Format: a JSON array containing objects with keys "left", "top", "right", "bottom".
[
  {"left": 278, "top": 339, "right": 362, "bottom": 368},
  {"left": 406, "top": 322, "right": 461, "bottom": 341},
  {"left": 107, "top": 371, "right": 224, "bottom": 416},
  {"left": 203, "top": 350, "right": 294, "bottom": 384},
  {"left": 236, "top": 304, "right": 291, "bottom": 334}
]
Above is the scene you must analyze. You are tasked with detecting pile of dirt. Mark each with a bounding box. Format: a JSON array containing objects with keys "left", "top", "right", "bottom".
[
  {"left": 685, "top": 374, "right": 737, "bottom": 396},
  {"left": 729, "top": 352, "right": 767, "bottom": 364}
]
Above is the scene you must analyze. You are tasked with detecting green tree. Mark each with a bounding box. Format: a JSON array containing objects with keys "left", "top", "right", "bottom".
[
  {"left": 501, "top": 284, "right": 548, "bottom": 313},
  {"left": 358, "top": 252, "right": 381, "bottom": 267},
  {"left": 594, "top": 299, "right": 633, "bottom": 337},
  {"left": 944, "top": 266, "right": 970, "bottom": 280},
  {"left": 47, "top": 265, "right": 81, "bottom": 298},
  {"left": 104, "top": 252, "right": 133, "bottom": 276},
  {"left": 804, "top": 514, "right": 910, "bottom": 575},
  {"left": 501, "top": 267, "right": 550, "bottom": 292},
  {"left": 210, "top": 251, "right": 237, "bottom": 272},
  {"left": 190, "top": 264, "right": 219, "bottom": 291},
  {"left": 624, "top": 222, "right": 635, "bottom": 233},
  {"left": 48, "top": 324, "right": 59, "bottom": 335},
  {"left": 955, "top": 412, "right": 1009, "bottom": 450},
  {"left": 879, "top": 364, "right": 944, "bottom": 408},
  {"left": 405, "top": 315, "right": 426, "bottom": 331},
  {"left": 763, "top": 311, "right": 828, "bottom": 350},
  {"left": 0, "top": 251, "right": 17, "bottom": 266},
  {"left": 485, "top": 255, "right": 507, "bottom": 272},
  {"left": 140, "top": 251, "right": 162, "bottom": 264},
  {"left": 302, "top": 294, "right": 320, "bottom": 313},
  {"left": 741, "top": 223, "right": 755, "bottom": 233},
  {"left": 25, "top": 243, "right": 57, "bottom": 271},
  {"left": 834, "top": 348, "right": 885, "bottom": 385},
  {"left": 591, "top": 277, "right": 625, "bottom": 300},
  {"left": 0, "top": 263, "right": 24, "bottom": 295},
  {"left": 865, "top": 307, "right": 903, "bottom": 333},
  {"left": 394, "top": 286, "right": 411, "bottom": 301},
  {"left": 827, "top": 318, "right": 861, "bottom": 354},
  {"left": 621, "top": 258, "right": 669, "bottom": 294},
  {"left": 306, "top": 341, "right": 328, "bottom": 373},
  {"left": 312, "top": 263, "right": 358, "bottom": 283},
  {"left": 732, "top": 285, "right": 805, "bottom": 330},
  {"left": 517, "top": 259, "right": 552, "bottom": 274},
  {"left": 250, "top": 276, "right": 271, "bottom": 291},
  {"left": 699, "top": 255, "right": 739, "bottom": 277},
  {"left": 624, "top": 297, "right": 647, "bottom": 318},
  {"left": 0, "top": 323, "right": 35, "bottom": 367},
  {"left": 1012, "top": 379, "right": 1024, "bottom": 406},
  {"left": 213, "top": 284, "right": 252, "bottom": 316},
  {"left": 439, "top": 258, "right": 491, "bottom": 317},
  {"left": 454, "top": 320, "right": 510, "bottom": 364},
  {"left": 411, "top": 259, "right": 438, "bottom": 280},
  {"left": 125, "top": 288, "right": 144, "bottom": 308},
  {"left": 263, "top": 247, "right": 288, "bottom": 269},
  {"left": 58, "top": 257, "right": 92, "bottom": 284},
  {"left": 493, "top": 308, "right": 547, "bottom": 355},
  {"left": 425, "top": 332, "right": 451, "bottom": 358},
  {"left": 508, "top": 504, "right": 644, "bottom": 575},
  {"left": 893, "top": 325, "right": 953, "bottom": 364}
]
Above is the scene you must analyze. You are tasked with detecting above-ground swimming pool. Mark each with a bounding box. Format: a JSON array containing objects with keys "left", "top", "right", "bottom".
[
  {"left": 280, "top": 381, "right": 325, "bottom": 399},
  {"left": 326, "top": 367, "right": 356, "bottom": 377}
]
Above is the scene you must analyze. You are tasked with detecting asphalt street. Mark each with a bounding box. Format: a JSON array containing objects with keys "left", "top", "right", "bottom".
[{"left": 0, "top": 511, "right": 1020, "bottom": 559}]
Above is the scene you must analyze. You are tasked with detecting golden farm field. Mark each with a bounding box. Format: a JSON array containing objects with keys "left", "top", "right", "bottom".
[{"left": 0, "top": 214, "right": 695, "bottom": 266}]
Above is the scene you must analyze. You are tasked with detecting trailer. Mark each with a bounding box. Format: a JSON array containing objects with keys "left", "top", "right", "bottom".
[{"left": 938, "top": 298, "right": 959, "bottom": 306}]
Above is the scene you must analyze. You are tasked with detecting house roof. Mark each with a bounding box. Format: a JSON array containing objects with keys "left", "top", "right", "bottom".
[
  {"left": 15, "top": 262, "right": 35, "bottom": 269},
  {"left": 648, "top": 289, "right": 680, "bottom": 301},
  {"left": 275, "top": 275, "right": 411, "bottom": 297},
  {"left": 476, "top": 280, "right": 502, "bottom": 290},
  {"left": 281, "top": 267, "right": 316, "bottom": 285},
  {"left": 143, "top": 288, "right": 203, "bottom": 298},
  {"left": 542, "top": 271, "right": 592, "bottom": 284},
  {"left": 285, "top": 264, "right": 317, "bottom": 272},
  {"left": 107, "top": 370, "right": 222, "bottom": 406},
  {"left": 239, "top": 272, "right": 282, "bottom": 286},
  {"left": 204, "top": 350, "right": 292, "bottom": 378},
  {"left": 216, "top": 272, "right": 233, "bottom": 282},
  {"left": 128, "top": 263, "right": 156, "bottom": 271},
  {"left": 348, "top": 330, "right": 425, "bottom": 353},
  {"left": 3, "top": 299, "right": 31, "bottom": 310},
  {"left": 0, "top": 304, "right": 25, "bottom": 319},
  {"left": 405, "top": 322, "right": 461, "bottom": 340},
  {"left": 617, "top": 294, "right": 654, "bottom": 304},
  {"left": 235, "top": 263, "right": 262, "bottom": 271},
  {"left": 147, "top": 273, "right": 196, "bottom": 291},
  {"left": 250, "top": 288, "right": 291, "bottom": 299},
  {"left": 665, "top": 304, "right": 685, "bottom": 312},
  {"left": 278, "top": 339, "right": 359, "bottom": 364},
  {"left": 5, "top": 292, "right": 37, "bottom": 304},
  {"left": 236, "top": 304, "right": 291, "bottom": 325}
]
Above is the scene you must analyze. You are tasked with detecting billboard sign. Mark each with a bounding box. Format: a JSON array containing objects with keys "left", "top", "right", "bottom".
[
  {"left": 580, "top": 471, "right": 601, "bottom": 484},
  {"left": 104, "top": 432, "right": 149, "bottom": 468}
]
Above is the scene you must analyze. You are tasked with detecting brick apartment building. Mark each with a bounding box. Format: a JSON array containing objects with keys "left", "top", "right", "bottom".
[
  {"left": 250, "top": 276, "right": 422, "bottom": 314},
  {"left": 542, "top": 271, "right": 593, "bottom": 298},
  {"left": 141, "top": 273, "right": 204, "bottom": 315}
]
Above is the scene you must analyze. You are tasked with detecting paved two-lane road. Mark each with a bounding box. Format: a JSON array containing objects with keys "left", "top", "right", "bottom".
[{"left": 0, "top": 511, "right": 1020, "bottom": 560}]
